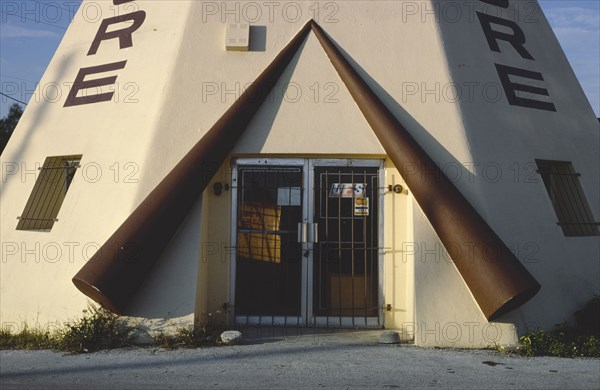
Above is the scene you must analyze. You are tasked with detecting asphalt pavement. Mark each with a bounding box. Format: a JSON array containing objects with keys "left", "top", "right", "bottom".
[{"left": 1, "top": 330, "right": 599, "bottom": 389}]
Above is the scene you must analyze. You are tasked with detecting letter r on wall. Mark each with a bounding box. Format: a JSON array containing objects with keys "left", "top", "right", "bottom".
[{"left": 88, "top": 11, "right": 147, "bottom": 56}]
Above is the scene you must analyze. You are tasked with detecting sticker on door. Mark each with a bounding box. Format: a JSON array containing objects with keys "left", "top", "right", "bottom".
[
  {"left": 354, "top": 197, "right": 369, "bottom": 216},
  {"left": 329, "top": 183, "right": 366, "bottom": 198}
]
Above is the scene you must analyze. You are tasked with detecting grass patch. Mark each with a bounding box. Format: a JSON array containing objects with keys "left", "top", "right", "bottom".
[
  {"left": 0, "top": 326, "right": 57, "bottom": 350},
  {"left": 512, "top": 296, "right": 600, "bottom": 358},
  {"left": 1, "top": 306, "right": 228, "bottom": 353},
  {"left": 1, "top": 305, "right": 130, "bottom": 354},
  {"left": 516, "top": 329, "right": 599, "bottom": 358}
]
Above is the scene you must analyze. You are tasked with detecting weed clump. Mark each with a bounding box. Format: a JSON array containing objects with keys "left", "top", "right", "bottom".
[
  {"left": 0, "top": 326, "right": 57, "bottom": 350},
  {"left": 57, "top": 305, "right": 131, "bottom": 353},
  {"left": 0, "top": 305, "right": 130, "bottom": 354},
  {"left": 514, "top": 296, "right": 600, "bottom": 358},
  {"left": 517, "top": 329, "right": 599, "bottom": 358},
  {"left": 1, "top": 306, "right": 228, "bottom": 353}
]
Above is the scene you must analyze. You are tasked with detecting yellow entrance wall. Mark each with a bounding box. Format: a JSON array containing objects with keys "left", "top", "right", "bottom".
[
  {"left": 382, "top": 161, "right": 414, "bottom": 340},
  {"left": 195, "top": 157, "right": 415, "bottom": 333},
  {"left": 194, "top": 156, "right": 521, "bottom": 349},
  {"left": 195, "top": 159, "right": 234, "bottom": 323}
]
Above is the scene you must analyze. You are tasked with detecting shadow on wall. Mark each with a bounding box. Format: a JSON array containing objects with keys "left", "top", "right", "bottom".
[
  {"left": 433, "top": 0, "right": 600, "bottom": 328},
  {"left": 0, "top": 54, "right": 75, "bottom": 195},
  {"left": 250, "top": 26, "right": 267, "bottom": 52},
  {"left": 122, "top": 33, "right": 309, "bottom": 320},
  {"left": 234, "top": 34, "right": 310, "bottom": 152},
  {"left": 324, "top": 28, "right": 531, "bottom": 330},
  {"left": 332, "top": 39, "right": 480, "bottom": 204},
  {"left": 122, "top": 198, "right": 204, "bottom": 319}
]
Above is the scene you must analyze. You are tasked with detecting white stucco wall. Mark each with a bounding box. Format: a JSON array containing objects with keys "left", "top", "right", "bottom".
[
  {"left": 1, "top": 0, "right": 193, "bottom": 327},
  {"left": 431, "top": 0, "right": 600, "bottom": 334}
]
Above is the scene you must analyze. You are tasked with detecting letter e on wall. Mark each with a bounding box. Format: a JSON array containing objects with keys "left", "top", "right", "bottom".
[
  {"left": 64, "top": 61, "right": 127, "bottom": 107},
  {"left": 495, "top": 64, "right": 557, "bottom": 112}
]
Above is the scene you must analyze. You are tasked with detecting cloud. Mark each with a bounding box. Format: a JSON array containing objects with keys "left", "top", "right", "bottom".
[
  {"left": 543, "top": 6, "right": 599, "bottom": 49},
  {"left": 544, "top": 7, "right": 600, "bottom": 29},
  {"left": 0, "top": 24, "right": 59, "bottom": 39},
  {"left": 541, "top": 5, "right": 600, "bottom": 115},
  {"left": 553, "top": 26, "right": 600, "bottom": 48},
  {"left": 543, "top": 6, "right": 599, "bottom": 53}
]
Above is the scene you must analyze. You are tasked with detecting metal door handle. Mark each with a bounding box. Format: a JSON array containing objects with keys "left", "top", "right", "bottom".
[
  {"left": 298, "top": 223, "right": 307, "bottom": 243},
  {"left": 298, "top": 223, "right": 318, "bottom": 243},
  {"left": 309, "top": 223, "right": 319, "bottom": 243}
]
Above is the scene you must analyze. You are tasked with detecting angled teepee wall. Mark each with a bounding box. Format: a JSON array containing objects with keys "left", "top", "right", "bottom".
[
  {"left": 72, "top": 21, "right": 312, "bottom": 313},
  {"left": 309, "top": 22, "right": 540, "bottom": 320}
]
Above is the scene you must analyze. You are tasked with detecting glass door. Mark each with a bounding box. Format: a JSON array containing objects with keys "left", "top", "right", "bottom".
[
  {"left": 231, "top": 158, "right": 382, "bottom": 327},
  {"left": 232, "top": 159, "right": 307, "bottom": 325}
]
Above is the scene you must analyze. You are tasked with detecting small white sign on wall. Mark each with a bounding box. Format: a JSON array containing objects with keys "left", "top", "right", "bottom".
[{"left": 226, "top": 23, "right": 250, "bottom": 51}]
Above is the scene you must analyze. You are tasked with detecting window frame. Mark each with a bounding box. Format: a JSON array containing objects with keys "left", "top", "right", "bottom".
[
  {"left": 536, "top": 159, "right": 599, "bottom": 237},
  {"left": 16, "top": 154, "right": 82, "bottom": 232}
]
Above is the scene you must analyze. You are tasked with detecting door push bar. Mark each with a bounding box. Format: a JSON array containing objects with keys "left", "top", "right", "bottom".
[{"left": 297, "top": 223, "right": 319, "bottom": 243}]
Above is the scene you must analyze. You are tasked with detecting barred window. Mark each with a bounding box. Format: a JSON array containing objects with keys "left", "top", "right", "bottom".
[
  {"left": 17, "top": 155, "right": 82, "bottom": 231},
  {"left": 536, "top": 159, "right": 599, "bottom": 237}
]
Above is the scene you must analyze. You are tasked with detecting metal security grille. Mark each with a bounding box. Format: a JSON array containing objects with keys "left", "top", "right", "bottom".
[
  {"left": 234, "top": 166, "right": 304, "bottom": 318},
  {"left": 536, "top": 159, "right": 599, "bottom": 237},
  {"left": 314, "top": 167, "right": 379, "bottom": 326},
  {"left": 232, "top": 160, "right": 382, "bottom": 327},
  {"left": 17, "top": 155, "right": 82, "bottom": 231}
]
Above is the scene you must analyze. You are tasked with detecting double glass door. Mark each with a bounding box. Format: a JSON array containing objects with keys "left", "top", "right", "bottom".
[{"left": 231, "top": 159, "right": 382, "bottom": 327}]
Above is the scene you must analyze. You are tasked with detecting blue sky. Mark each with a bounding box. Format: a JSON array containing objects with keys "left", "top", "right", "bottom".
[{"left": 0, "top": 1, "right": 599, "bottom": 117}]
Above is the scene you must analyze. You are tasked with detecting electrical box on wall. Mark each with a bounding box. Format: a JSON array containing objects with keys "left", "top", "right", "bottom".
[{"left": 226, "top": 23, "right": 250, "bottom": 51}]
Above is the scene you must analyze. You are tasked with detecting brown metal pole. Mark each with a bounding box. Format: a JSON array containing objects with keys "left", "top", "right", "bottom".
[
  {"left": 72, "top": 22, "right": 313, "bottom": 314},
  {"left": 310, "top": 21, "right": 540, "bottom": 320}
]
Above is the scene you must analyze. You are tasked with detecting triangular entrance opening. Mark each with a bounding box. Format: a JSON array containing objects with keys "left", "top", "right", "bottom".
[
  {"left": 234, "top": 32, "right": 384, "bottom": 155},
  {"left": 73, "top": 21, "right": 540, "bottom": 321}
]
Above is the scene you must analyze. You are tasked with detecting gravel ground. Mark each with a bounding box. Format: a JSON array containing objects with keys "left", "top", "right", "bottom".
[{"left": 1, "top": 330, "right": 599, "bottom": 389}]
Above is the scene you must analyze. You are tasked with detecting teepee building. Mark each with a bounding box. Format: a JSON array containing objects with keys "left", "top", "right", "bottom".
[{"left": 1, "top": 0, "right": 598, "bottom": 347}]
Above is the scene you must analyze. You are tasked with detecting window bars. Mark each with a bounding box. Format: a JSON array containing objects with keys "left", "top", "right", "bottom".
[
  {"left": 536, "top": 159, "right": 599, "bottom": 237},
  {"left": 17, "top": 155, "right": 82, "bottom": 231}
]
